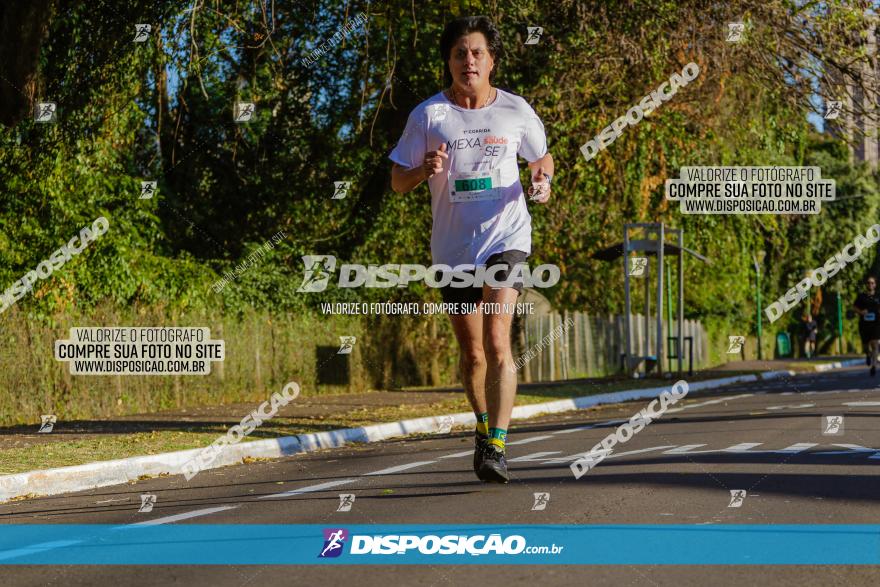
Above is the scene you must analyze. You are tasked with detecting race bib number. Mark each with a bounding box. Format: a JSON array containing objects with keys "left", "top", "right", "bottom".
[
  {"left": 865, "top": 312, "right": 876, "bottom": 322},
  {"left": 449, "top": 168, "right": 502, "bottom": 202}
]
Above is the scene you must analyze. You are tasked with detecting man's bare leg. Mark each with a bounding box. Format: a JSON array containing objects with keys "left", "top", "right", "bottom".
[
  {"left": 482, "top": 286, "right": 520, "bottom": 435},
  {"left": 870, "top": 340, "right": 879, "bottom": 375},
  {"left": 473, "top": 285, "right": 520, "bottom": 483},
  {"left": 448, "top": 308, "right": 488, "bottom": 415}
]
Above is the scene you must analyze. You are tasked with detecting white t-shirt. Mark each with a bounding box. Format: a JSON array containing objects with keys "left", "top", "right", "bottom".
[{"left": 389, "top": 88, "right": 548, "bottom": 267}]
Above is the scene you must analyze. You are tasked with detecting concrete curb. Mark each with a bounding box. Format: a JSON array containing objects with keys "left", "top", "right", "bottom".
[
  {"left": 0, "top": 369, "right": 798, "bottom": 503},
  {"left": 814, "top": 358, "right": 864, "bottom": 372}
]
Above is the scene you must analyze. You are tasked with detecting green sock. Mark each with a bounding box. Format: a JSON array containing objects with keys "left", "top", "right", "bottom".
[
  {"left": 489, "top": 427, "right": 507, "bottom": 450},
  {"left": 475, "top": 412, "right": 489, "bottom": 437}
]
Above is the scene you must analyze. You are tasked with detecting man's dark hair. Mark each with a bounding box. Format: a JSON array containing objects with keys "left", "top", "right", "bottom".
[
  {"left": 868, "top": 275, "right": 878, "bottom": 283},
  {"left": 440, "top": 16, "right": 503, "bottom": 87}
]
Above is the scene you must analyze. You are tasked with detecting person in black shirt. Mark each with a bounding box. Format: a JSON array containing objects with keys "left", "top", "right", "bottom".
[
  {"left": 803, "top": 313, "right": 818, "bottom": 359},
  {"left": 854, "top": 275, "right": 880, "bottom": 376}
]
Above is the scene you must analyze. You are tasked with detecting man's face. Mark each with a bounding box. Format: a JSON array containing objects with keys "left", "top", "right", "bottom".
[
  {"left": 868, "top": 278, "right": 876, "bottom": 293},
  {"left": 448, "top": 32, "right": 494, "bottom": 91}
]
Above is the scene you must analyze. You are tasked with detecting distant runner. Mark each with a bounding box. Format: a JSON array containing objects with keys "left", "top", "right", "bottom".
[
  {"left": 803, "top": 313, "right": 818, "bottom": 359},
  {"left": 389, "top": 16, "right": 554, "bottom": 483},
  {"left": 854, "top": 275, "right": 880, "bottom": 376}
]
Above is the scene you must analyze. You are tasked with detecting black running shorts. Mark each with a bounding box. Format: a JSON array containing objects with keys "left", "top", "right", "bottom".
[{"left": 437, "top": 250, "right": 528, "bottom": 311}]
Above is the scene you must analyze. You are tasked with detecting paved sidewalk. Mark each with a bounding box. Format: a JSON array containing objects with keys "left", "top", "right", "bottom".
[{"left": 714, "top": 356, "right": 864, "bottom": 372}]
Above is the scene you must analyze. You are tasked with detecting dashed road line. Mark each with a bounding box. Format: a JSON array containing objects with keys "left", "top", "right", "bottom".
[
  {"left": 766, "top": 403, "right": 815, "bottom": 410},
  {"left": 507, "top": 435, "right": 555, "bottom": 446},
  {"left": 438, "top": 450, "right": 473, "bottom": 459},
  {"left": 542, "top": 445, "right": 676, "bottom": 465},
  {"left": 364, "top": 461, "right": 436, "bottom": 476},
  {"left": 0, "top": 539, "right": 83, "bottom": 562},
  {"left": 258, "top": 478, "right": 357, "bottom": 500},
  {"left": 551, "top": 425, "right": 595, "bottom": 435},
  {"left": 814, "top": 444, "right": 879, "bottom": 455},
  {"left": 507, "top": 451, "right": 562, "bottom": 463},
  {"left": 122, "top": 505, "right": 239, "bottom": 526}
]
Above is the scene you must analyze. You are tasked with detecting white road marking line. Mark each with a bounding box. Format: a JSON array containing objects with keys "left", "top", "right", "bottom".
[
  {"left": 552, "top": 420, "right": 621, "bottom": 432},
  {"left": 3, "top": 506, "right": 244, "bottom": 557},
  {"left": 438, "top": 450, "right": 473, "bottom": 459},
  {"left": 0, "top": 540, "right": 83, "bottom": 562},
  {"left": 364, "top": 461, "right": 436, "bottom": 476},
  {"left": 843, "top": 401, "right": 880, "bottom": 406},
  {"left": 722, "top": 443, "right": 764, "bottom": 453},
  {"left": 507, "top": 451, "right": 562, "bottom": 463},
  {"left": 542, "top": 445, "right": 674, "bottom": 464},
  {"left": 258, "top": 478, "right": 357, "bottom": 500},
  {"left": 554, "top": 393, "right": 755, "bottom": 433},
  {"left": 663, "top": 443, "right": 769, "bottom": 455},
  {"left": 690, "top": 394, "right": 754, "bottom": 407},
  {"left": 766, "top": 403, "right": 814, "bottom": 410},
  {"left": 552, "top": 425, "right": 596, "bottom": 435},
  {"left": 667, "top": 394, "right": 754, "bottom": 413},
  {"left": 665, "top": 443, "right": 817, "bottom": 456},
  {"left": 507, "top": 435, "right": 554, "bottom": 445},
  {"left": 602, "top": 445, "right": 677, "bottom": 460},
  {"left": 814, "top": 444, "right": 879, "bottom": 455},
  {"left": 769, "top": 443, "right": 818, "bottom": 454},
  {"left": 708, "top": 393, "right": 754, "bottom": 404},
  {"left": 123, "top": 505, "right": 238, "bottom": 526},
  {"left": 527, "top": 440, "right": 880, "bottom": 465},
  {"left": 663, "top": 444, "right": 710, "bottom": 454},
  {"left": 775, "top": 388, "right": 873, "bottom": 397},
  {"left": 541, "top": 451, "right": 603, "bottom": 465},
  {"left": 524, "top": 395, "right": 762, "bottom": 465}
]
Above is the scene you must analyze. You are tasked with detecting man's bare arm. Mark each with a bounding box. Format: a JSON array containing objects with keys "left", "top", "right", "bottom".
[
  {"left": 527, "top": 152, "right": 554, "bottom": 179},
  {"left": 391, "top": 163, "right": 428, "bottom": 194},
  {"left": 391, "top": 143, "right": 448, "bottom": 194}
]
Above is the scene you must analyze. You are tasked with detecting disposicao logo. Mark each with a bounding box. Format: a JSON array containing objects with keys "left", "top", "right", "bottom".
[
  {"left": 298, "top": 255, "right": 336, "bottom": 293},
  {"left": 319, "top": 528, "right": 348, "bottom": 558},
  {"left": 297, "top": 255, "right": 560, "bottom": 292},
  {"left": 317, "top": 530, "right": 563, "bottom": 557}
]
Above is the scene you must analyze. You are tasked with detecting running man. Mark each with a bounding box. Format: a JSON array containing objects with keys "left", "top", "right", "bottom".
[
  {"left": 389, "top": 16, "right": 554, "bottom": 483},
  {"left": 803, "top": 313, "right": 818, "bottom": 359},
  {"left": 854, "top": 275, "right": 880, "bottom": 376}
]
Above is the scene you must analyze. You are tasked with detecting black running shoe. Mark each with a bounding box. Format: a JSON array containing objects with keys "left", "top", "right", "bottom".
[
  {"left": 477, "top": 444, "right": 509, "bottom": 483},
  {"left": 473, "top": 434, "right": 489, "bottom": 474}
]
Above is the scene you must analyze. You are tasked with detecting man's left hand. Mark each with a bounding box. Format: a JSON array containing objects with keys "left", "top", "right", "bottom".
[{"left": 528, "top": 166, "right": 551, "bottom": 204}]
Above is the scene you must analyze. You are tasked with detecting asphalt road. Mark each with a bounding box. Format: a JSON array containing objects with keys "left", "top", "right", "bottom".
[{"left": 3, "top": 367, "right": 880, "bottom": 585}]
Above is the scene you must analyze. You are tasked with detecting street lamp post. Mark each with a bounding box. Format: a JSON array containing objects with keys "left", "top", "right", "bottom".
[
  {"left": 753, "top": 252, "right": 766, "bottom": 361},
  {"left": 835, "top": 284, "right": 843, "bottom": 355}
]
